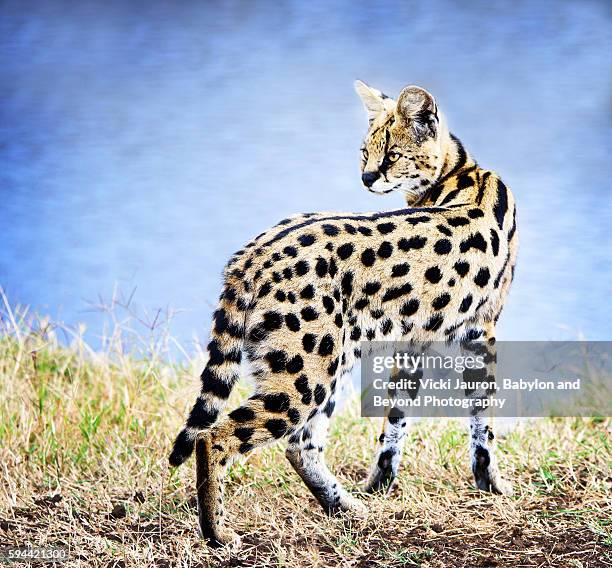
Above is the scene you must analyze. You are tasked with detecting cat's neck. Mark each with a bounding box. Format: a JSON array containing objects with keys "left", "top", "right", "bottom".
[
  {"left": 412, "top": 134, "right": 480, "bottom": 207},
  {"left": 438, "top": 134, "right": 477, "bottom": 181}
]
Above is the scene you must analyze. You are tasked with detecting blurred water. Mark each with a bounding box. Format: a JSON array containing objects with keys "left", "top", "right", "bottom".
[{"left": 1, "top": 0, "right": 611, "bottom": 352}]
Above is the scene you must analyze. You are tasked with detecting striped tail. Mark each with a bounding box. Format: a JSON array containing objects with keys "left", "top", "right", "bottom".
[{"left": 169, "top": 289, "right": 245, "bottom": 466}]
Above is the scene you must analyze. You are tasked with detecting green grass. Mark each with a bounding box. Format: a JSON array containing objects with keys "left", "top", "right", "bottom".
[{"left": 0, "top": 302, "right": 610, "bottom": 567}]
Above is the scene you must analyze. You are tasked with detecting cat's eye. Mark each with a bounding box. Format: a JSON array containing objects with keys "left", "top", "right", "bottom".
[
  {"left": 361, "top": 148, "right": 368, "bottom": 160},
  {"left": 387, "top": 151, "right": 401, "bottom": 162}
]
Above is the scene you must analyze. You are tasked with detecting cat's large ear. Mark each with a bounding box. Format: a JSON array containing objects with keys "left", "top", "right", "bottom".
[
  {"left": 396, "top": 85, "right": 439, "bottom": 142},
  {"left": 354, "top": 80, "right": 392, "bottom": 123}
]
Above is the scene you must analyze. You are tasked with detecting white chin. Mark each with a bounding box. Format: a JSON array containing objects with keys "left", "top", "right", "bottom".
[{"left": 366, "top": 184, "right": 395, "bottom": 195}]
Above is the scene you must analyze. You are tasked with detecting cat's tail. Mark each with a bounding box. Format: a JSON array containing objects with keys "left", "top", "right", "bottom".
[{"left": 169, "top": 286, "right": 246, "bottom": 466}]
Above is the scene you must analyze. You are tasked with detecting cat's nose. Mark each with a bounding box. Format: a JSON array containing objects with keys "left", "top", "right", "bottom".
[{"left": 361, "top": 171, "right": 380, "bottom": 187}]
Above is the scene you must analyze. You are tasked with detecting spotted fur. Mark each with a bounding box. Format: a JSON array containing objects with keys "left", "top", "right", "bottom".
[{"left": 170, "top": 81, "right": 518, "bottom": 546}]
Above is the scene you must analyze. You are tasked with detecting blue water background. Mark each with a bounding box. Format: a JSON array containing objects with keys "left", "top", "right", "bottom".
[{"left": 1, "top": 0, "right": 611, "bottom": 354}]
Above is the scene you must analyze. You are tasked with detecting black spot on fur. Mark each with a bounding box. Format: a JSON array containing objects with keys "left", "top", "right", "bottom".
[
  {"left": 207, "top": 340, "right": 225, "bottom": 366},
  {"left": 508, "top": 207, "right": 517, "bottom": 241},
  {"left": 355, "top": 298, "right": 369, "bottom": 310},
  {"left": 263, "top": 393, "right": 290, "bottom": 412},
  {"left": 318, "top": 334, "right": 335, "bottom": 356},
  {"left": 344, "top": 223, "right": 357, "bottom": 234},
  {"left": 239, "top": 442, "right": 254, "bottom": 454},
  {"left": 314, "top": 384, "right": 326, "bottom": 405},
  {"left": 186, "top": 400, "right": 219, "bottom": 429},
  {"left": 366, "top": 328, "right": 376, "bottom": 340},
  {"left": 406, "top": 215, "right": 431, "bottom": 226},
  {"left": 341, "top": 271, "right": 354, "bottom": 296},
  {"left": 460, "top": 232, "right": 487, "bottom": 254},
  {"left": 493, "top": 178, "right": 508, "bottom": 230},
  {"left": 286, "top": 355, "right": 304, "bottom": 374},
  {"left": 201, "top": 368, "right": 233, "bottom": 399},
  {"left": 398, "top": 236, "right": 427, "bottom": 251},
  {"left": 434, "top": 239, "right": 452, "bottom": 255},
  {"left": 223, "top": 287, "right": 236, "bottom": 303},
  {"left": 294, "top": 374, "right": 311, "bottom": 394},
  {"left": 327, "top": 357, "right": 339, "bottom": 376},
  {"left": 454, "top": 261, "right": 470, "bottom": 277},
  {"left": 425, "top": 266, "right": 443, "bottom": 283},
  {"left": 234, "top": 427, "right": 254, "bottom": 442},
  {"left": 265, "top": 419, "right": 288, "bottom": 438},
  {"left": 377, "top": 222, "right": 396, "bottom": 234},
  {"left": 316, "top": 258, "right": 329, "bottom": 277},
  {"left": 474, "top": 267, "right": 491, "bottom": 287},
  {"left": 400, "top": 298, "right": 419, "bottom": 317},
  {"left": 301, "top": 306, "right": 318, "bottom": 321},
  {"left": 229, "top": 406, "right": 256, "bottom": 423},
  {"left": 363, "top": 281, "right": 382, "bottom": 295},
  {"left": 275, "top": 290, "right": 286, "bottom": 302},
  {"left": 361, "top": 248, "right": 376, "bottom": 266},
  {"left": 350, "top": 327, "right": 361, "bottom": 341},
  {"left": 261, "top": 312, "right": 282, "bottom": 333},
  {"left": 295, "top": 260, "right": 310, "bottom": 276},
  {"left": 468, "top": 208, "right": 484, "bottom": 219},
  {"left": 298, "top": 234, "right": 316, "bottom": 247},
  {"left": 257, "top": 282, "right": 272, "bottom": 298},
  {"left": 328, "top": 258, "right": 338, "bottom": 277},
  {"left": 322, "top": 296, "right": 335, "bottom": 314},
  {"left": 436, "top": 224, "right": 453, "bottom": 236},
  {"left": 358, "top": 226, "right": 372, "bottom": 236},
  {"left": 381, "top": 319, "right": 393, "bottom": 335},
  {"left": 213, "top": 309, "right": 229, "bottom": 335},
  {"left": 284, "top": 313, "right": 300, "bottom": 332},
  {"left": 265, "top": 350, "right": 287, "bottom": 373},
  {"left": 490, "top": 229, "right": 500, "bottom": 256},
  {"left": 377, "top": 241, "right": 393, "bottom": 258},
  {"left": 447, "top": 216, "right": 470, "bottom": 227},
  {"left": 302, "top": 334, "right": 316, "bottom": 352},
  {"left": 334, "top": 313, "right": 343, "bottom": 328},
  {"left": 377, "top": 448, "right": 396, "bottom": 471},
  {"left": 287, "top": 408, "right": 301, "bottom": 424},
  {"left": 382, "top": 282, "right": 412, "bottom": 302},
  {"left": 283, "top": 245, "right": 298, "bottom": 257},
  {"left": 323, "top": 398, "right": 336, "bottom": 417},
  {"left": 300, "top": 284, "right": 315, "bottom": 299},
  {"left": 287, "top": 292, "right": 296, "bottom": 303},
  {"left": 432, "top": 293, "right": 451, "bottom": 310},
  {"left": 322, "top": 224, "right": 340, "bottom": 236},
  {"left": 391, "top": 263, "right": 410, "bottom": 277},
  {"left": 457, "top": 173, "right": 474, "bottom": 189},
  {"left": 370, "top": 308, "right": 384, "bottom": 319},
  {"left": 337, "top": 243, "right": 354, "bottom": 260}
]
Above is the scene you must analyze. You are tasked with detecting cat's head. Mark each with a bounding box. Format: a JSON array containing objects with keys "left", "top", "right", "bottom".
[{"left": 355, "top": 80, "right": 449, "bottom": 204}]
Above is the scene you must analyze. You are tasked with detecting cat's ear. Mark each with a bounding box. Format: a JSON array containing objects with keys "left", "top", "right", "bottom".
[
  {"left": 396, "top": 85, "right": 439, "bottom": 141},
  {"left": 354, "top": 80, "right": 392, "bottom": 123}
]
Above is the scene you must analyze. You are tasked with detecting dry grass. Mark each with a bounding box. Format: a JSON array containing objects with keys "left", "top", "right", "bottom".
[{"left": 0, "top": 300, "right": 610, "bottom": 567}]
